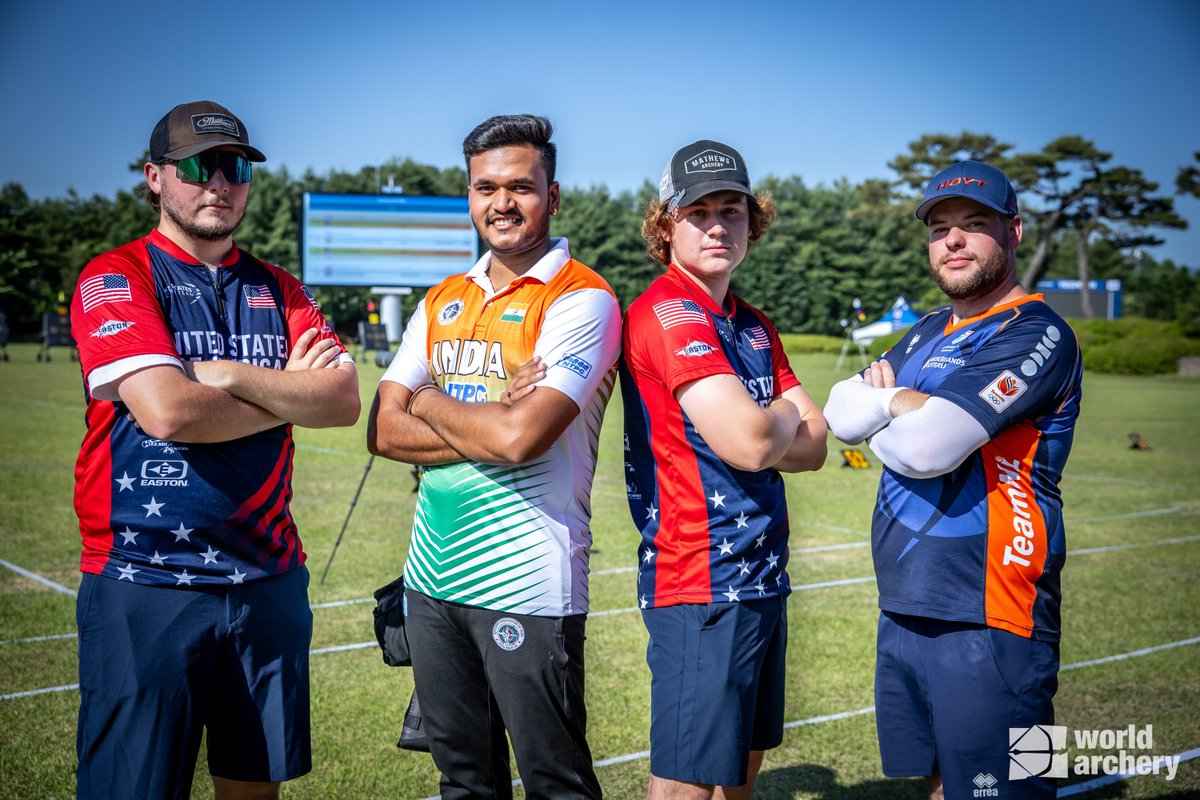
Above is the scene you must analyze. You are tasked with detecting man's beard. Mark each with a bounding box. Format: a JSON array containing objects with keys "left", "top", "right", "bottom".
[
  {"left": 932, "top": 234, "right": 1012, "bottom": 300},
  {"left": 162, "top": 196, "right": 244, "bottom": 242}
]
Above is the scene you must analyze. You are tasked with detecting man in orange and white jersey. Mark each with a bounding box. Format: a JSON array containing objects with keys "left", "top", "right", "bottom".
[
  {"left": 825, "top": 161, "right": 1083, "bottom": 800},
  {"left": 367, "top": 114, "right": 619, "bottom": 800}
]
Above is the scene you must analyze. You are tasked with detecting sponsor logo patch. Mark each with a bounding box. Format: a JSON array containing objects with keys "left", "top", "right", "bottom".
[
  {"left": 165, "top": 283, "right": 202, "bottom": 304},
  {"left": 90, "top": 320, "right": 134, "bottom": 338},
  {"left": 675, "top": 340, "right": 716, "bottom": 357},
  {"left": 139, "top": 459, "right": 189, "bottom": 487},
  {"left": 685, "top": 149, "right": 737, "bottom": 174},
  {"left": 979, "top": 370, "right": 1027, "bottom": 411},
  {"left": 191, "top": 113, "right": 239, "bottom": 137},
  {"left": 492, "top": 617, "right": 525, "bottom": 651},
  {"left": 438, "top": 299, "right": 464, "bottom": 325},
  {"left": 556, "top": 353, "right": 592, "bottom": 379},
  {"left": 1020, "top": 325, "right": 1062, "bottom": 377}
]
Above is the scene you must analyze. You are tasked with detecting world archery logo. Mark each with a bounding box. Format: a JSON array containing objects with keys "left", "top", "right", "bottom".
[{"left": 1009, "top": 725, "right": 1069, "bottom": 780}]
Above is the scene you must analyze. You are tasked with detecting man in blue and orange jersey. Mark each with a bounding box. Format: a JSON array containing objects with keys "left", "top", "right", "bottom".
[
  {"left": 368, "top": 114, "right": 620, "bottom": 799},
  {"left": 70, "top": 100, "right": 360, "bottom": 800},
  {"left": 825, "top": 161, "right": 1083, "bottom": 800},
  {"left": 621, "top": 140, "right": 828, "bottom": 800}
]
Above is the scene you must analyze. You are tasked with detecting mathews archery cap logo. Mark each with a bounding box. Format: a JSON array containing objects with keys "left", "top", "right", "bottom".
[
  {"left": 191, "top": 113, "right": 239, "bottom": 137},
  {"left": 685, "top": 149, "right": 737, "bottom": 174},
  {"left": 492, "top": 617, "right": 525, "bottom": 651}
]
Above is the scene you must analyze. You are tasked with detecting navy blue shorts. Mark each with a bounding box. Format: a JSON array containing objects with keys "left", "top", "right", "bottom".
[
  {"left": 875, "top": 611, "right": 1060, "bottom": 800},
  {"left": 642, "top": 596, "right": 787, "bottom": 787},
  {"left": 76, "top": 567, "right": 313, "bottom": 799}
]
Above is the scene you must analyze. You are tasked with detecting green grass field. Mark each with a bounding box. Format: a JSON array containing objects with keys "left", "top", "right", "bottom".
[{"left": 1, "top": 341, "right": 1197, "bottom": 799}]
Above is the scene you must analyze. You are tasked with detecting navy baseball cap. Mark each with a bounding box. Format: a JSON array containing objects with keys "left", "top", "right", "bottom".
[
  {"left": 659, "top": 140, "right": 753, "bottom": 212},
  {"left": 915, "top": 160, "right": 1018, "bottom": 222}
]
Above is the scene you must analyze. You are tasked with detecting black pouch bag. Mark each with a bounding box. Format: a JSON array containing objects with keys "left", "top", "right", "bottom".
[{"left": 372, "top": 575, "right": 411, "bottom": 667}]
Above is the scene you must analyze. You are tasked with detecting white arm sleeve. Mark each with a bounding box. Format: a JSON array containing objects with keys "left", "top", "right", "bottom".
[
  {"left": 823, "top": 375, "right": 903, "bottom": 444},
  {"left": 380, "top": 299, "right": 432, "bottom": 390},
  {"left": 868, "top": 396, "right": 991, "bottom": 479},
  {"left": 532, "top": 288, "right": 622, "bottom": 407}
]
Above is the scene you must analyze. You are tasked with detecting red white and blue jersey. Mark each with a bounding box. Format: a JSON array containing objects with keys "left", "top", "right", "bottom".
[
  {"left": 621, "top": 264, "right": 800, "bottom": 609},
  {"left": 70, "top": 229, "right": 347, "bottom": 587},
  {"left": 873, "top": 295, "right": 1082, "bottom": 640}
]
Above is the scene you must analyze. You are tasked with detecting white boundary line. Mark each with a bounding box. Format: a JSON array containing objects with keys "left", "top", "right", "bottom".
[
  {"left": 1057, "top": 746, "right": 1200, "bottom": 796},
  {"left": 1061, "top": 636, "right": 1200, "bottom": 672},
  {"left": 0, "top": 558, "right": 76, "bottom": 596}
]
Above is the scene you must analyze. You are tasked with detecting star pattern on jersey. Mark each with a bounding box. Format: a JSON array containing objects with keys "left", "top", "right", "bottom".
[
  {"left": 645, "top": 505, "right": 658, "bottom": 522},
  {"left": 643, "top": 547, "right": 656, "bottom": 564},
  {"left": 716, "top": 538, "right": 734, "bottom": 555},
  {"left": 201, "top": 545, "right": 220, "bottom": 565},
  {"left": 723, "top": 586, "right": 740, "bottom": 602},
  {"left": 229, "top": 568, "right": 246, "bottom": 585},
  {"left": 176, "top": 569, "right": 194, "bottom": 586},
  {"left": 142, "top": 497, "right": 164, "bottom": 517},
  {"left": 640, "top": 594, "right": 648, "bottom": 609},
  {"left": 149, "top": 551, "right": 167, "bottom": 566},
  {"left": 115, "top": 472, "right": 135, "bottom": 492},
  {"left": 734, "top": 511, "right": 750, "bottom": 529},
  {"left": 117, "top": 563, "right": 138, "bottom": 582},
  {"left": 708, "top": 491, "right": 726, "bottom": 508},
  {"left": 754, "top": 532, "right": 767, "bottom": 548},
  {"left": 117, "top": 527, "right": 139, "bottom": 545},
  {"left": 736, "top": 558, "right": 751, "bottom": 575},
  {"left": 170, "top": 522, "right": 193, "bottom": 542},
  {"left": 755, "top": 581, "right": 768, "bottom": 596},
  {"left": 767, "top": 552, "right": 780, "bottom": 569}
]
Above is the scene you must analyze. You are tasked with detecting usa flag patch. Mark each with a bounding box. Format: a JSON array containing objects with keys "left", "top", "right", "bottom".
[
  {"left": 744, "top": 325, "right": 771, "bottom": 350},
  {"left": 244, "top": 285, "right": 276, "bottom": 309},
  {"left": 653, "top": 299, "right": 707, "bottom": 329},
  {"left": 79, "top": 274, "right": 132, "bottom": 312}
]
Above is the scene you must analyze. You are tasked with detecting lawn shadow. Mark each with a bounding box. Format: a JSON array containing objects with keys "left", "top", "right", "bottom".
[{"left": 754, "top": 763, "right": 925, "bottom": 799}]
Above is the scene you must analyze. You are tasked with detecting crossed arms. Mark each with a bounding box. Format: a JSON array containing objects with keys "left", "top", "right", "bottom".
[{"left": 112, "top": 328, "right": 360, "bottom": 442}]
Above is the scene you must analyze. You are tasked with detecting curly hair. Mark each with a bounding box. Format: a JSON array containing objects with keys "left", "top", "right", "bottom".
[{"left": 641, "top": 192, "right": 778, "bottom": 266}]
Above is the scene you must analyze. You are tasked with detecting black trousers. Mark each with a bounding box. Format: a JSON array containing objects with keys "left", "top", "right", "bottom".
[{"left": 404, "top": 589, "right": 602, "bottom": 800}]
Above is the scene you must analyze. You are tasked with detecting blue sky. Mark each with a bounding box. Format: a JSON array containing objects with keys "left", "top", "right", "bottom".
[{"left": 3, "top": 1, "right": 1198, "bottom": 266}]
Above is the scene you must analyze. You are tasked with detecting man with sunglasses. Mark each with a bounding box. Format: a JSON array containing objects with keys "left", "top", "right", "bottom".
[{"left": 69, "top": 100, "right": 360, "bottom": 800}]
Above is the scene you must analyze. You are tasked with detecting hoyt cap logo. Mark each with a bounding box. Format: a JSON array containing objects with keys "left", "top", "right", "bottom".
[
  {"left": 659, "top": 139, "right": 753, "bottom": 212},
  {"left": 149, "top": 100, "right": 267, "bottom": 163},
  {"left": 915, "top": 160, "right": 1018, "bottom": 222}
]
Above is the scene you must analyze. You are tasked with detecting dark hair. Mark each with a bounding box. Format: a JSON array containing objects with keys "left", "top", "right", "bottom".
[
  {"left": 462, "top": 114, "right": 557, "bottom": 184},
  {"left": 641, "top": 193, "right": 778, "bottom": 266}
]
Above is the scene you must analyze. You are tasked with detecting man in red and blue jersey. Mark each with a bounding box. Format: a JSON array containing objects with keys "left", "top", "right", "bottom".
[
  {"left": 825, "top": 161, "right": 1083, "bottom": 800},
  {"left": 70, "top": 100, "right": 360, "bottom": 800},
  {"left": 621, "top": 140, "right": 828, "bottom": 799}
]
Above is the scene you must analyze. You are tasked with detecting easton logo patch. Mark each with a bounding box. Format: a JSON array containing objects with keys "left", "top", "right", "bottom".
[{"left": 90, "top": 320, "right": 134, "bottom": 338}]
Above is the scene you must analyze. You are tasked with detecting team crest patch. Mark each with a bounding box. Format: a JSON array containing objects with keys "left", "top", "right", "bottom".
[
  {"left": 438, "top": 299, "right": 465, "bottom": 325},
  {"left": 675, "top": 340, "right": 716, "bottom": 357},
  {"left": 500, "top": 303, "right": 528, "bottom": 323},
  {"left": 979, "top": 370, "right": 1028, "bottom": 412},
  {"left": 492, "top": 618, "right": 525, "bottom": 651}
]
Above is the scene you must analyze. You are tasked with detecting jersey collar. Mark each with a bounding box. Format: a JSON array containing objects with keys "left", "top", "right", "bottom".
[
  {"left": 665, "top": 262, "right": 736, "bottom": 317},
  {"left": 146, "top": 229, "right": 241, "bottom": 269},
  {"left": 465, "top": 237, "right": 571, "bottom": 295},
  {"left": 943, "top": 293, "right": 1045, "bottom": 335}
]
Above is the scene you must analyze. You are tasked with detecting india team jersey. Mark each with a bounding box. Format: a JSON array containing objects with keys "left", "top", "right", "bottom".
[
  {"left": 873, "top": 295, "right": 1082, "bottom": 639},
  {"left": 71, "top": 229, "right": 348, "bottom": 587},
  {"left": 621, "top": 264, "right": 800, "bottom": 609},
  {"left": 381, "top": 239, "right": 622, "bottom": 617}
]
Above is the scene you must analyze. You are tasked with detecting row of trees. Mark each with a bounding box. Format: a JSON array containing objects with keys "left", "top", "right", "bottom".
[{"left": 1, "top": 134, "right": 1196, "bottom": 340}]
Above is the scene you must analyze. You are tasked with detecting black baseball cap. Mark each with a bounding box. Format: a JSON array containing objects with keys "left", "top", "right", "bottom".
[
  {"left": 149, "top": 101, "right": 266, "bottom": 163},
  {"left": 658, "top": 140, "right": 753, "bottom": 212}
]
